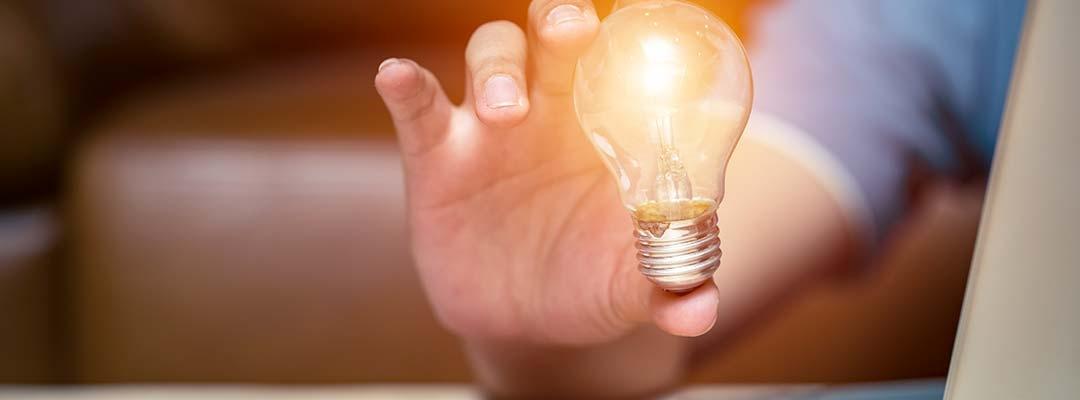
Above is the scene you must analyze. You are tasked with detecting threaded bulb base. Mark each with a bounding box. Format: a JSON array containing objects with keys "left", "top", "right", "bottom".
[{"left": 632, "top": 211, "right": 721, "bottom": 293}]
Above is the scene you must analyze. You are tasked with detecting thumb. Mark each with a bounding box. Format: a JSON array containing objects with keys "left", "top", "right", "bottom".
[
  {"left": 651, "top": 281, "right": 720, "bottom": 337},
  {"left": 613, "top": 265, "right": 720, "bottom": 337},
  {"left": 375, "top": 58, "right": 454, "bottom": 158}
]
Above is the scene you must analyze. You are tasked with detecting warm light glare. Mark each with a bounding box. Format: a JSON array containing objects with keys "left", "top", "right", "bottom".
[
  {"left": 641, "top": 37, "right": 677, "bottom": 61},
  {"left": 574, "top": 0, "right": 751, "bottom": 209},
  {"left": 640, "top": 37, "right": 683, "bottom": 96}
]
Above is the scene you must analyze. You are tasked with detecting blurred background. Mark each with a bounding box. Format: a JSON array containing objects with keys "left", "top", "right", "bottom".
[{"left": 2, "top": 0, "right": 983, "bottom": 385}]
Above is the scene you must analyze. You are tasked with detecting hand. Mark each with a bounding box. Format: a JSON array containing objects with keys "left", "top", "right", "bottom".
[{"left": 374, "top": 0, "right": 720, "bottom": 346}]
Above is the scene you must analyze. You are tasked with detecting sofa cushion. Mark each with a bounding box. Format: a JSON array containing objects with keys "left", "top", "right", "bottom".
[{"left": 0, "top": 206, "right": 58, "bottom": 383}]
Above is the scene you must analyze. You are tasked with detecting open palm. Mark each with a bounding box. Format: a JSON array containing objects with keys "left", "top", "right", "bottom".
[{"left": 375, "top": 1, "right": 719, "bottom": 346}]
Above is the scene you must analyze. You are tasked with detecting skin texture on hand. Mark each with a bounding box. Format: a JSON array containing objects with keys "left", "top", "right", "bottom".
[{"left": 374, "top": 0, "right": 719, "bottom": 347}]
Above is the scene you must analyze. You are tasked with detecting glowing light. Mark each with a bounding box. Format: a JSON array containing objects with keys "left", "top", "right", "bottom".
[
  {"left": 573, "top": 0, "right": 752, "bottom": 292},
  {"left": 641, "top": 37, "right": 677, "bottom": 61},
  {"left": 639, "top": 37, "right": 684, "bottom": 96}
]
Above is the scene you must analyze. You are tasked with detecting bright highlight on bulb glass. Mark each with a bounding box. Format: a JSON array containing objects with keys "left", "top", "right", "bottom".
[
  {"left": 574, "top": 0, "right": 752, "bottom": 292},
  {"left": 639, "top": 37, "right": 683, "bottom": 96}
]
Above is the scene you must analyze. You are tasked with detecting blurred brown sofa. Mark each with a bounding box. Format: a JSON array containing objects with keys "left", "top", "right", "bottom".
[{"left": 1, "top": 0, "right": 981, "bottom": 384}]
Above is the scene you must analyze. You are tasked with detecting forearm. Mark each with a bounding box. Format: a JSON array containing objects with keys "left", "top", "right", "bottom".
[{"left": 699, "top": 134, "right": 862, "bottom": 350}]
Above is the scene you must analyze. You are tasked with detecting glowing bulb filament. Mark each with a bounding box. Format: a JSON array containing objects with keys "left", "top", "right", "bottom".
[{"left": 652, "top": 113, "right": 692, "bottom": 202}]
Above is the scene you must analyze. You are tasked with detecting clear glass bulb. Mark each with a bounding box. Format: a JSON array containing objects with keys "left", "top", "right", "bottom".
[{"left": 573, "top": 0, "right": 752, "bottom": 292}]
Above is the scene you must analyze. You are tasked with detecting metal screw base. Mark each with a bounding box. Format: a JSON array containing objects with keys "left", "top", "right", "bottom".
[{"left": 632, "top": 211, "right": 721, "bottom": 293}]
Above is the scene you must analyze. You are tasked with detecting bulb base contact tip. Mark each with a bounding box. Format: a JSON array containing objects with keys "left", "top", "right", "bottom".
[{"left": 632, "top": 211, "right": 721, "bottom": 294}]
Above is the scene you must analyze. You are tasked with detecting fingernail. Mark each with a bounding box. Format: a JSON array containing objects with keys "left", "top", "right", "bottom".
[
  {"left": 547, "top": 4, "right": 584, "bottom": 26},
  {"left": 378, "top": 58, "right": 399, "bottom": 72},
  {"left": 484, "top": 74, "right": 520, "bottom": 109}
]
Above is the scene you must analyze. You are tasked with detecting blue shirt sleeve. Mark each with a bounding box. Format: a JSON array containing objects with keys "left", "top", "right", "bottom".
[{"left": 747, "top": 0, "right": 1026, "bottom": 241}]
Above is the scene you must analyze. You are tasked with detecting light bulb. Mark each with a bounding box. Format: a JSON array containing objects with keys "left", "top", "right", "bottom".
[{"left": 573, "top": 0, "right": 752, "bottom": 292}]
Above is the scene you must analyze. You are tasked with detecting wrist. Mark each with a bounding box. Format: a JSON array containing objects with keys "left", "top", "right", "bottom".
[{"left": 465, "top": 326, "right": 687, "bottom": 399}]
